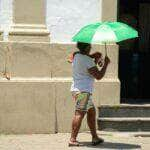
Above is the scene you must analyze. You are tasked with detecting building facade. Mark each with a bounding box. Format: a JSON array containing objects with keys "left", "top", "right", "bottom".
[{"left": 0, "top": 0, "right": 120, "bottom": 133}]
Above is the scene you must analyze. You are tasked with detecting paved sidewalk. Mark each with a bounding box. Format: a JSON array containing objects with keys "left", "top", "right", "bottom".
[{"left": 0, "top": 131, "right": 150, "bottom": 150}]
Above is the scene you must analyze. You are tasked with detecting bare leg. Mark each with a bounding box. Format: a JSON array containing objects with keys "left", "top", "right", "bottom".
[
  {"left": 87, "top": 108, "right": 98, "bottom": 138},
  {"left": 87, "top": 108, "right": 104, "bottom": 145},
  {"left": 70, "top": 110, "right": 85, "bottom": 142}
]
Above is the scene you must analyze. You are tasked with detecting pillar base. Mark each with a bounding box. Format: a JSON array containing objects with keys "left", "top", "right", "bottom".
[
  {"left": 8, "top": 24, "right": 50, "bottom": 42},
  {"left": 95, "top": 78, "right": 120, "bottom": 105}
]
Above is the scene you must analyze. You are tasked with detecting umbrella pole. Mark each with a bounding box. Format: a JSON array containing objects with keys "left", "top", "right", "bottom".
[{"left": 105, "top": 43, "right": 107, "bottom": 56}]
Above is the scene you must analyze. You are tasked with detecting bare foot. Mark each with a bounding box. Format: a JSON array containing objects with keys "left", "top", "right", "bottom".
[
  {"left": 92, "top": 137, "right": 104, "bottom": 146},
  {"left": 68, "top": 140, "right": 80, "bottom": 147}
]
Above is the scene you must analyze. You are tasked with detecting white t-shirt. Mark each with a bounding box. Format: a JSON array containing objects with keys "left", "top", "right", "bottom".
[{"left": 70, "top": 53, "right": 96, "bottom": 93}]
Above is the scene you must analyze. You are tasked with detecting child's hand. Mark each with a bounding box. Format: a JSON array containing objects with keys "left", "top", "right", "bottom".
[{"left": 67, "top": 53, "right": 74, "bottom": 63}]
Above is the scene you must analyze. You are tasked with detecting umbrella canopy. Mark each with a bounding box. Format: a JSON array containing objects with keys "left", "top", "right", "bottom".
[{"left": 72, "top": 22, "right": 138, "bottom": 44}]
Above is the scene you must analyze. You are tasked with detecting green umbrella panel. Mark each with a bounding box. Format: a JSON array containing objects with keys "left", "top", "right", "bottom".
[{"left": 72, "top": 22, "right": 138, "bottom": 55}]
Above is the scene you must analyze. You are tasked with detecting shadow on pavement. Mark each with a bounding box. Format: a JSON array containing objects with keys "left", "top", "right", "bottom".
[{"left": 79, "top": 141, "right": 141, "bottom": 149}]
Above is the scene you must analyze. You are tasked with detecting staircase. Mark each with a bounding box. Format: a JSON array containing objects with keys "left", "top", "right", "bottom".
[{"left": 98, "top": 104, "right": 150, "bottom": 131}]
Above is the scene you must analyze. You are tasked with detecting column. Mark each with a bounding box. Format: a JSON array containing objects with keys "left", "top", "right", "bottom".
[
  {"left": 8, "top": 0, "right": 50, "bottom": 42},
  {"left": 101, "top": 0, "right": 117, "bottom": 21},
  {"left": 98, "top": 0, "right": 120, "bottom": 105}
]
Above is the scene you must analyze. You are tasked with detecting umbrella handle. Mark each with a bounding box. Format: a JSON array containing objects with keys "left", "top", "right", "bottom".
[{"left": 105, "top": 43, "right": 107, "bottom": 56}]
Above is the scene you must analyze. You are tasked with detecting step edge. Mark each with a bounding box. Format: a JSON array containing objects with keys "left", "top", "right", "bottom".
[
  {"left": 98, "top": 117, "right": 150, "bottom": 121},
  {"left": 98, "top": 104, "right": 150, "bottom": 109}
]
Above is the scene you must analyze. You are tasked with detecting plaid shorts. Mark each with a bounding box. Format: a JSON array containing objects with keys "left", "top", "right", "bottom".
[{"left": 72, "top": 91, "right": 95, "bottom": 112}]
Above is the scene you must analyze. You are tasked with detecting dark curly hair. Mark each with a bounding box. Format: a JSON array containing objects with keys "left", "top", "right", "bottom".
[{"left": 76, "top": 42, "right": 91, "bottom": 54}]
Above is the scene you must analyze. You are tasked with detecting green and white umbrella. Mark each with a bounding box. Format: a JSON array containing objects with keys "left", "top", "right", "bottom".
[{"left": 72, "top": 22, "right": 138, "bottom": 55}]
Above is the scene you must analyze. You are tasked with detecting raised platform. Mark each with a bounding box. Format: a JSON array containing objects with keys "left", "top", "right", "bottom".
[{"left": 0, "top": 41, "right": 120, "bottom": 133}]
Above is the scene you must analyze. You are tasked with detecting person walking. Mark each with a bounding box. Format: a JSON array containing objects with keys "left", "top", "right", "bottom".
[{"left": 69, "top": 42, "right": 110, "bottom": 146}]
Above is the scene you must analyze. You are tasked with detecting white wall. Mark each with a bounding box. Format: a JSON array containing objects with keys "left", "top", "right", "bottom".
[
  {"left": 46, "top": 0, "right": 102, "bottom": 43},
  {"left": 0, "top": 0, "right": 102, "bottom": 43},
  {"left": 0, "top": 0, "right": 12, "bottom": 41}
]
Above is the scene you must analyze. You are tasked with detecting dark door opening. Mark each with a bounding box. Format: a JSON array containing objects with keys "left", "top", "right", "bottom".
[{"left": 118, "top": 0, "right": 150, "bottom": 104}]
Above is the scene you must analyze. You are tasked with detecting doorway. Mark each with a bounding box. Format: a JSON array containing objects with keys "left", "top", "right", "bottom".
[{"left": 118, "top": 0, "right": 150, "bottom": 103}]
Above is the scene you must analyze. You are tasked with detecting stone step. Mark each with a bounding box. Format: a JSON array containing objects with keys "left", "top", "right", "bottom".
[
  {"left": 98, "top": 117, "right": 150, "bottom": 131},
  {"left": 98, "top": 104, "right": 150, "bottom": 118}
]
